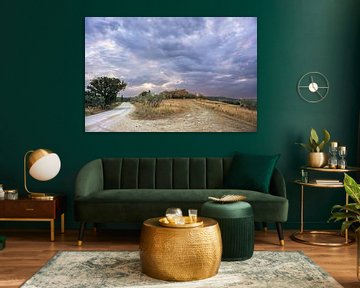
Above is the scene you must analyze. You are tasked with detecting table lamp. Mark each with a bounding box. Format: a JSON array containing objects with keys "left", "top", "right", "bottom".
[{"left": 24, "top": 149, "right": 61, "bottom": 199}]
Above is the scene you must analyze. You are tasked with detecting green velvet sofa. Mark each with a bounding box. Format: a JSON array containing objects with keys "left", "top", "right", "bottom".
[{"left": 74, "top": 157, "right": 288, "bottom": 245}]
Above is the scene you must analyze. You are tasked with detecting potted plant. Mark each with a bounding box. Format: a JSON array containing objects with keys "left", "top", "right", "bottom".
[
  {"left": 296, "top": 128, "right": 330, "bottom": 167},
  {"left": 329, "top": 173, "right": 360, "bottom": 279}
]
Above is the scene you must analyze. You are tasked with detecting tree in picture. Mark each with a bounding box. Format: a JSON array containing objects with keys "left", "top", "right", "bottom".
[{"left": 85, "top": 77, "right": 127, "bottom": 110}]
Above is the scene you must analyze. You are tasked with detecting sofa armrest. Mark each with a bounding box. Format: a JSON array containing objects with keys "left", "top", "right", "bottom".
[
  {"left": 75, "top": 159, "right": 104, "bottom": 199},
  {"left": 269, "top": 168, "right": 287, "bottom": 198}
]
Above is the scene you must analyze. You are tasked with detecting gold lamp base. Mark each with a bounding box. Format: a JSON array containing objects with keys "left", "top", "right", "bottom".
[{"left": 28, "top": 192, "right": 55, "bottom": 200}]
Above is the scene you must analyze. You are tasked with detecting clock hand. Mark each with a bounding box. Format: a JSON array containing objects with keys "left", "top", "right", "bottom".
[
  {"left": 310, "top": 76, "right": 316, "bottom": 89},
  {"left": 316, "top": 90, "right": 323, "bottom": 98}
]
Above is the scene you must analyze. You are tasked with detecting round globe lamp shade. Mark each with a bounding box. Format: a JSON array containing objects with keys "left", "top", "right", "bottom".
[{"left": 28, "top": 149, "right": 61, "bottom": 181}]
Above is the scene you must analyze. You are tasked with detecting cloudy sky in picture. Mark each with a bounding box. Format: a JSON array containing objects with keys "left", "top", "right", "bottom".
[{"left": 85, "top": 17, "right": 257, "bottom": 99}]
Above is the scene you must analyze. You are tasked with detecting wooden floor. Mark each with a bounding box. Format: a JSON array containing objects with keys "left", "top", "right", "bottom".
[{"left": 0, "top": 228, "right": 358, "bottom": 288}]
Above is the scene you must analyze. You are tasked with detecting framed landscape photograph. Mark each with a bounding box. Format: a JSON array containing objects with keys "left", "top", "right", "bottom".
[{"left": 85, "top": 17, "right": 257, "bottom": 132}]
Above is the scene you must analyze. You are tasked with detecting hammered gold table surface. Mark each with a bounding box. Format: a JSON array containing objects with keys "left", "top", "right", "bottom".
[{"left": 139, "top": 217, "right": 222, "bottom": 281}]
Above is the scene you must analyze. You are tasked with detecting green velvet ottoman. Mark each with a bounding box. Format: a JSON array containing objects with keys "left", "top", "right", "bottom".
[{"left": 201, "top": 201, "right": 254, "bottom": 261}]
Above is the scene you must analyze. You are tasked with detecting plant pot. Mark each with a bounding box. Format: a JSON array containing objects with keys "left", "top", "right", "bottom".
[{"left": 307, "top": 152, "right": 328, "bottom": 168}]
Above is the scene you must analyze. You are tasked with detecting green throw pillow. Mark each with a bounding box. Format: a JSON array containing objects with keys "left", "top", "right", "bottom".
[{"left": 224, "top": 153, "right": 280, "bottom": 193}]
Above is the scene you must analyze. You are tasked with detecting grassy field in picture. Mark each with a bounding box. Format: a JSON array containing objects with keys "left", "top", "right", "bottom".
[{"left": 131, "top": 99, "right": 186, "bottom": 120}]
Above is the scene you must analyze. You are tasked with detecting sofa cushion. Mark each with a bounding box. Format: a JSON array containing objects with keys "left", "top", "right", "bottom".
[
  {"left": 223, "top": 153, "right": 280, "bottom": 193},
  {"left": 75, "top": 188, "right": 288, "bottom": 222}
]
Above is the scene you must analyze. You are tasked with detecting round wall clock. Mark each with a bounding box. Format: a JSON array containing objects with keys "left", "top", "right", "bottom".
[{"left": 297, "top": 72, "right": 329, "bottom": 103}]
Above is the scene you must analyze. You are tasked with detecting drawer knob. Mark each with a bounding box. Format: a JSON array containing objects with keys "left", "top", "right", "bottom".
[{"left": 25, "top": 208, "right": 35, "bottom": 211}]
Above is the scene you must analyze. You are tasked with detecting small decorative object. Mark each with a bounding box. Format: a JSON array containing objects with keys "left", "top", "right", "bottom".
[
  {"left": 174, "top": 216, "right": 185, "bottom": 225},
  {"left": 297, "top": 72, "right": 329, "bottom": 103},
  {"left": 337, "top": 146, "right": 347, "bottom": 169},
  {"left": 24, "top": 148, "right": 61, "bottom": 199},
  {"left": 5, "top": 189, "right": 18, "bottom": 200},
  {"left": 159, "top": 216, "right": 203, "bottom": 228},
  {"left": 329, "top": 173, "right": 360, "bottom": 280},
  {"left": 165, "top": 207, "right": 182, "bottom": 224},
  {"left": 300, "top": 169, "right": 308, "bottom": 183},
  {"left": 208, "top": 195, "right": 246, "bottom": 203},
  {"left": 0, "top": 235, "right": 6, "bottom": 250},
  {"left": 188, "top": 209, "right": 198, "bottom": 223},
  {"left": 328, "top": 142, "right": 338, "bottom": 169},
  {"left": 296, "top": 128, "right": 330, "bottom": 168},
  {"left": 0, "top": 184, "right": 4, "bottom": 200}
]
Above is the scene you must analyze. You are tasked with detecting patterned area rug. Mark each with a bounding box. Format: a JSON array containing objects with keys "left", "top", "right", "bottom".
[{"left": 21, "top": 251, "right": 342, "bottom": 288}]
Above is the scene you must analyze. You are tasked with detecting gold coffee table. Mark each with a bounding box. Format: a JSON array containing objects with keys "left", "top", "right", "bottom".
[{"left": 139, "top": 217, "right": 222, "bottom": 281}]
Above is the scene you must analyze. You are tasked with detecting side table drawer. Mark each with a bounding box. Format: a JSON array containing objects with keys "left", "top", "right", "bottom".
[{"left": 1, "top": 201, "right": 55, "bottom": 218}]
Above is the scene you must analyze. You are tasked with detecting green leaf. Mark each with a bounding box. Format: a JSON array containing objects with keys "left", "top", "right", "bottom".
[
  {"left": 323, "top": 129, "right": 330, "bottom": 144},
  {"left": 331, "top": 203, "right": 360, "bottom": 215},
  {"left": 308, "top": 138, "right": 317, "bottom": 152},
  {"left": 329, "top": 212, "right": 357, "bottom": 220},
  {"left": 341, "top": 220, "right": 358, "bottom": 234},
  {"left": 331, "top": 204, "right": 347, "bottom": 209},
  {"left": 296, "top": 142, "right": 312, "bottom": 152},
  {"left": 309, "top": 136, "right": 315, "bottom": 146},
  {"left": 344, "top": 173, "right": 360, "bottom": 204},
  {"left": 310, "top": 128, "right": 319, "bottom": 144},
  {"left": 317, "top": 140, "right": 325, "bottom": 152},
  {"left": 343, "top": 205, "right": 360, "bottom": 215}
]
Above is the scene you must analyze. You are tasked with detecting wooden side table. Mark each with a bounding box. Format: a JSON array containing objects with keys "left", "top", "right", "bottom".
[{"left": 0, "top": 195, "right": 66, "bottom": 241}]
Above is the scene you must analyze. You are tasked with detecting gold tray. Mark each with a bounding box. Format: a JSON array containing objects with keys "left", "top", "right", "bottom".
[
  {"left": 208, "top": 194, "right": 246, "bottom": 203},
  {"left": 159, "top": 216, "right": 204, "bottom": 228}
]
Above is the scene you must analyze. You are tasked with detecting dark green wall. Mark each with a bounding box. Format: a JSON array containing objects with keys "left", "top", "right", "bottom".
[{"left": 0, "top": 0, "right": 359, "bottom": 230}]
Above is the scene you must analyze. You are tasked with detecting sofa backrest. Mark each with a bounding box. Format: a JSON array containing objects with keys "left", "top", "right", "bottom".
[{"left": 102, "top": 157, "right": 233, "bottom": 189}]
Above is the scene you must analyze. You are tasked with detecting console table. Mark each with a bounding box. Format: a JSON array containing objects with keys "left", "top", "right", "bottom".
[
  {"left": 291, "top": 166, "right": 359, "bottom": 246},
  {"left": 0, "top": 195, "right": 65, "bottom": 241}
]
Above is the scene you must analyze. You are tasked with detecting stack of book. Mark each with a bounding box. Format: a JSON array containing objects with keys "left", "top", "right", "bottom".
[{"left": 314, "top": 179, "right": 341, "bottom": 185}]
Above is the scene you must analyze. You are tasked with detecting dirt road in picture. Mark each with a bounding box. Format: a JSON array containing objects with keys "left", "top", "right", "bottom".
[
  {"left": 85, "top": 102, "right": 135, "bottom": 132},
  {"left": 85, "top": 99, "right": 256, "bottom": 132}
]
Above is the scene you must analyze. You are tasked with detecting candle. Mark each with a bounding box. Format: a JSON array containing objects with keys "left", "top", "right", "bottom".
[
  {"left": 338, "top": 146, "right": 346, "bottom": 153},
  {"left": 338, "top": 146, "right": 347, "bottom": 158},
  {"left": 330, "top": 142, "right": 338, "bottom": 148},
  {"left": 337, "top": 146, "right": 347, "bottom": 169}
]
